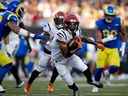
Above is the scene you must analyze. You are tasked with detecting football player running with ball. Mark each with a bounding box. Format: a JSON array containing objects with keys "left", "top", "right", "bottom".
[{"left": 50, "top": 14, "right": 104, "bottom": 96}]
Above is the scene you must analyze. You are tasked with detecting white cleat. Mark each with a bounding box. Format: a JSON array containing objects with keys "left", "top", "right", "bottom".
[
  {"left": 106, "top": 80, "right": 112, "bottom": 86},
  {"left": 0, "top": 85, "right": 6, "bottom": 93},
  {"left": 92, "top": 86, "right": 99, "bottom": 93}
]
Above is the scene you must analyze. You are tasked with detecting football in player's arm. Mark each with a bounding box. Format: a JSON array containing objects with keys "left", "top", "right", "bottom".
[{"left": 57, "top": 35, "right": 105, "bottom": 58}]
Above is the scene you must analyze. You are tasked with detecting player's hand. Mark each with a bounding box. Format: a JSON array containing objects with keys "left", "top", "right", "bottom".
[
  {"left": 74, "top": 36, "right": 82, "bottom": 48},
  {"left": 97, "top": 43, "right": 105, "bottom": 50}
]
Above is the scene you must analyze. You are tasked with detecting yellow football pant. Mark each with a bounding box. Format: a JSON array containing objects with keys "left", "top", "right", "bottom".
[{"left": 96, "top": 48, "right": 120, "bottom": 68}]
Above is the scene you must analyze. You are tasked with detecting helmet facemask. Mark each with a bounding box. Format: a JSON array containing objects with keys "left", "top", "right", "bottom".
[
  {"left": 16, "top": 6, "right": 24, "bottom": 20},
  {"left": 65, "top": 21, "right": 79, "bottom": 36},
  {"left": 54, "top": 16, "right": 64, "bottom": 29},
  {"left": 105, "top": 14, "right": 115, "bottom": 23}
]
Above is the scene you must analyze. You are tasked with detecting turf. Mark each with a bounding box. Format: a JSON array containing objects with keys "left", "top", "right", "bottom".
[{"left": 2, "top": 79, "right": 128, "bottom": 96}]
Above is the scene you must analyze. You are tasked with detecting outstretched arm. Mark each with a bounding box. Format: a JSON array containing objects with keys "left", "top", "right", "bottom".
[
  {"left": 81, "top": 36, "right": 105, "bottom": 50},
  {"left": 8, "top": 21, "right": 30, "bottom": 37}
]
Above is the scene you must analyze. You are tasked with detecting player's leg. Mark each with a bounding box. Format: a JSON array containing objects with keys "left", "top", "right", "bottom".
[
  {"left": 24, "top": 69, "right": 41, "bottom": 95},
  {"left": 10, "top": 64, "right": 24, "bottom": 88},
  {"left": 0, "top": 64, "right": 12, "bottom": 93},
  {"left": 21, "top": 57, "right": 28, "bottom": 78},
  {"left": 92, "top": 49, "right": 107, "bottom": 92},
  {"left": 24, "top": 51, "right": 50, "bottom": 95},
  {"left": 0, "top": 51, "right": 23, "bottom": 92},
  {"left": 106, "top": 48, "right": 120, "bottom": 81},
  {"left": 55, "top": 61, "right": 79, "bottom": 96},
  {"left": 14, "top": 56, "right": 24, "bottom": 88},
  {"left": 48, "top": 67, "right": 59, "bottom": 93},
  {"left": 109, "top": 48, "right": 120, "bottom": 73},
  {"left": 70, "top": 54, "right": 102, "bottom": 88},
  {"left": 0, "top": 64, "right": 23, "bottom": 92},
  {"left": 49, "top": 67, "right": 59, "bottom": 84}
]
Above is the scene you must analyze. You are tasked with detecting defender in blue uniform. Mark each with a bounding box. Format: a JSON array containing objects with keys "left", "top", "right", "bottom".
[
  {"left": 92, "top": 4, "right": 127, "bottom": 92},
  {"left": 0, "top": 0, "right": 36, "bottom": 93}
]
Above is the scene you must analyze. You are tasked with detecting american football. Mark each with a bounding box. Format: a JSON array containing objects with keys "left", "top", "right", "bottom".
[{"left": 68, "top": 37, "right": 82, "bottom": 54}]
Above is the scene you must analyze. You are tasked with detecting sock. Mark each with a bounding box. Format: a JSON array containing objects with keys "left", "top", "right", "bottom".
[
  {"left": 28, "top": 70, "right": 40, "bottom": 85},
  {"left": 0, "top": 64, "right": 13, "bottom": 85},
  {"left": 94, "top": 68, "right": 103, "bottom": 82},
  {"left": 109, "top": 66, "right": 118, "bottom": 74},
  {"left": 50, "top": 67, "right": 59, "bottom": 84},
  {"left": 68, "top": 83, "right": 79, "bottom": 91},
  {"left": 83, "top": 68, "right": 92, "bottom": 82},
  {"left": 10, "top": 64, "right": 21, "bottom": 85},
  {"left": 0, "top": 79, "right": 2, "bottom": 85}
]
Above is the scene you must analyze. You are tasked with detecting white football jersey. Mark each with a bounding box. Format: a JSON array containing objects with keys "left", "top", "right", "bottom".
[
  {"left": 51, "top": 28, "right": 81, "bottom": 62},
  {"left": 40, "top": 21, "right": 61, "bottom": 51}
]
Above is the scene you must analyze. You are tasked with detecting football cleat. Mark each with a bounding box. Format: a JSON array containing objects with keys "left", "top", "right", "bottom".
[
  {"left": 24, "top": 83, "right": 32, "bottom": 96},
  {"left": 48, "top": 83, "right": 55, "bottom": 93},
  {"left": 0, "top": 85, "right": 6, "bottom": 93},
  {"left": 16, "top": 81, "right": 24, "bottom": 88},
  {"left": 87, "top": 81, "right": 103, "bottom": 88},
  {"left": 92, "top": 86, "right": 99, "bottom": 93}
]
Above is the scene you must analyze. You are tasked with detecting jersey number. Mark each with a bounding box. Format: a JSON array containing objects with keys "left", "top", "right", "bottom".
[{"left": 103, "top": 29, "right": 117, "bottom": 38}]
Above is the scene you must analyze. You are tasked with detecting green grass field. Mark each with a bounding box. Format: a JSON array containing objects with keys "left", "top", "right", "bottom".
[{"left": 2, "top": 79, "right": 128, "bottom": 96}]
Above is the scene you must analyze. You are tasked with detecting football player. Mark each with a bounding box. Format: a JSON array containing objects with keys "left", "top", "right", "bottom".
[
  {"left": 24, "top": 11, "right": 65, "bottom": 95},
  {"left": 50, "top": 14, "right": 104, "bottom": 96},
  {"left": 92, "top": 4, "right": 127, "bottom": 92},
  {"left": 0, "top": 0, "right": 36, "bottom": 93}
]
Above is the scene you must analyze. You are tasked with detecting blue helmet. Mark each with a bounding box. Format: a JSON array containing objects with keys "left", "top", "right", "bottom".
[
  {"left": 104, "top": 5, "right": 116, "bottom": 16},
  {"left": 7, "top": 0, "right": 20, "bottom": 12},
  {"left": 7, "top": 0, "right": 24, "bottom": 19},
  {"left": 104, "top": 5, "right": 117, "bottom": 23}
]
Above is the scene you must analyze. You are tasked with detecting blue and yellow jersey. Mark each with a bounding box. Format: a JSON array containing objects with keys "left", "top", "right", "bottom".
[
  {"left": 0, "top": 11, "right": 18, "bottom": 41},
  {"left": 96, "top": 16, "right": 122, "bottom": 48}
]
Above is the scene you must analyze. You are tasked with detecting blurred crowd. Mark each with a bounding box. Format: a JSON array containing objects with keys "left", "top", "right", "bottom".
[{"left": 22, "top": 0, "right": 128, "bottom": 29}]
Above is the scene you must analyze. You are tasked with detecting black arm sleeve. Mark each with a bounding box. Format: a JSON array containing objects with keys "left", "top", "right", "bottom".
[{"left": 43, "top": 46, "right": 51, "bottom": 55}]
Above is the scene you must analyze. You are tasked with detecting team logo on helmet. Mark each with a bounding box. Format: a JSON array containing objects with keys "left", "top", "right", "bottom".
[
  {"left": 104, "top": 5, "right": 116, "bottom": 16},
  {"left": 104, "top": 5, "right": 116, "bottom": 23}
]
